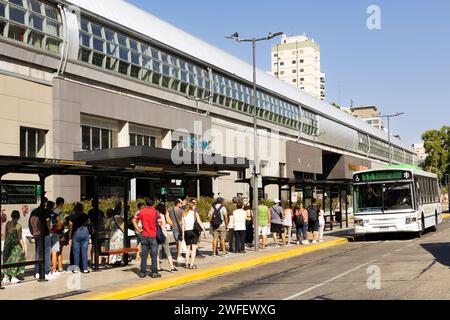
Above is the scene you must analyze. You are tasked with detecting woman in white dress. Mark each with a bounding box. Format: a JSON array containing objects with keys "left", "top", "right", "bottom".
[{"left": 318, "top": 204, "right": 326, "bottom": 242}]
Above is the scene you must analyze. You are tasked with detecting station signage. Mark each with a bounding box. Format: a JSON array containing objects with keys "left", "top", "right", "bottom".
[
  {"left": 1, "top": 183, "right": 38, "bottom": 205},
  {"left": 353, "top": 170, "right": 412, "bottom": 183}
]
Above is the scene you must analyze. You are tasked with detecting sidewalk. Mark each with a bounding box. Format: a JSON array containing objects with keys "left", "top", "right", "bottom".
[{"left": 0, "top": 226, "right": 353, "bottom": 300}]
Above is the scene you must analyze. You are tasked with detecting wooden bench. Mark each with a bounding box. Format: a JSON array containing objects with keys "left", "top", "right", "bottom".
[{"left": 99, "top": 247, "right": 138, "bottom": 257}]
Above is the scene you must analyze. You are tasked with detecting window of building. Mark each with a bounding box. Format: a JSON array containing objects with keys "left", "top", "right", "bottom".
[
  {"left": 0, "top": 0, "right": 62, "bottom": 54},
  {"left": 20, "top": 127, "right": 47, "bottom": 158},
  {"left": 300, "top": 59, "right": 304, "bottom": 63},
  {"left": 130, "top": 133, "right": 156, "bottom": 147},
  {"left": 300, "top": 78, "right": 304, "bottom": 81},
  {"left": 81, "top": 125, "right": 113, "bottom": 151},
  {"left": 292, "top": 69, "right": 296, "bottom": 73},
  {"left": 292, "top": 60, "right": 296, "bottom": 64},
  {"left": 274, "top": 72, "right": 278, "bottom": 76},
  {"left": 292, "top": 79, "right": 297, "bottom": 83},
  {"left": 280, "top": 71, "right": 284, "bottom": 75},
  {"left": 300, "top": 69, "right": 304, "bottom": 72},
  {"left": 280, "top": 62, "right": 284, "bottom": 66}
]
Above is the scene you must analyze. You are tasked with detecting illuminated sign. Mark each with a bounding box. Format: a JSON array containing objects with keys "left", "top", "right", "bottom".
[{"left": 353, "top": 170, "right": 412, "bottom": 183}]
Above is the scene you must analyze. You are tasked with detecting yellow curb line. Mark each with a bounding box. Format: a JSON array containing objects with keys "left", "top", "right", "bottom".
[
  {"left": 442, "top": 213, "right": 450, "bottom": 219},
  {"left": 87, "top": 238, "right": 348, "bottom": 300}
]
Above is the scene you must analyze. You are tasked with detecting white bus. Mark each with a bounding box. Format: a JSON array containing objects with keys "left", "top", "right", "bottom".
[{"left": 353, "top": 165, "right": 442, "bottom": 236}]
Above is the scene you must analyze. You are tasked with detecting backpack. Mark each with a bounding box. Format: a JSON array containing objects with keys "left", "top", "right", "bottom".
[
  {"left": 210, "top": 205, "right": 224, "bottom": 229},
  {"left": 29, "top": 211, "right": 42, "bottom": 237},
  {"left": 295, "top": 209, "right": 308, "bottom": 226},
  {"left": 307, "top": 205, "right": 318, "bottom": 222}
]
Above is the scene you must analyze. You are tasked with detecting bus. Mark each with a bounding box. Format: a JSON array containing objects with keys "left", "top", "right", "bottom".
[{"left": 353, "top": 164, "right": 442, "bottom": 236}]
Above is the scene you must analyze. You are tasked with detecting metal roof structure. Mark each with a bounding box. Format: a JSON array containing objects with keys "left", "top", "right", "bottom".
[{"left": 66, "top": 0, "right": 411, "bottom": 151}]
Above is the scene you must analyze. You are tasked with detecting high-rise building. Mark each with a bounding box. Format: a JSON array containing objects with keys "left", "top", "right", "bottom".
[
  {"left": 345, "top": 106, "right": 386, "bottom": 131},
  {"left": 271, "top": 34, "right": 325, "bottom": 101},
  {"left": 413, "top": 143, "right": 427, "bottom": 164}
]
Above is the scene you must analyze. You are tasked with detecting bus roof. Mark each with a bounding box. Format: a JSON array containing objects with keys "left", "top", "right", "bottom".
[{"left": 353, "top": 164, "right": 437, "bottom": 179}]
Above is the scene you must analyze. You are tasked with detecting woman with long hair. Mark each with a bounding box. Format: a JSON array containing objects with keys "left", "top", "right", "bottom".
[
  {"left": 2, "top": 210, "right": 26, "bottom": 284},
  {"left": 283, "top": 203, "right": 294, "bottom": 246},
  {"left": 182, "top": 202, "right": 205, "bottom": 269},
  {"left": 68, "top": 203, "right": 90, "bottom": 273}
]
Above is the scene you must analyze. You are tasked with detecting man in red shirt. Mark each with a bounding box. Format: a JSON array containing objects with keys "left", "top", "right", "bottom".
[{"left": 133, "top": 198, "right": 161, "bottom": 278}]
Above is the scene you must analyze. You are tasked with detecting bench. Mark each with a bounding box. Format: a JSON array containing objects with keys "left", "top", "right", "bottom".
[{"left": 99, "top": 247, "right": 139, "bottom": 256}]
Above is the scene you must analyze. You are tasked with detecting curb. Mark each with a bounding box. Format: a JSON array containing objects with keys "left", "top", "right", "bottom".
[
  {"left": 442, "top": 213, "right": 450, "bottom": 220},
  {"left": 86, "top": 238, "right": 349, "bottom": 300}
]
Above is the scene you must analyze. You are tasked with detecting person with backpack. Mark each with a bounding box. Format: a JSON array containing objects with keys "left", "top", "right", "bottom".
[
  {"left": 269, "top": 199, "right": 286, "bottom": 247},
  {"left": 294, "top": 202, "right": 308, "bottom": 245},
  {"left": 306, "top": 198, "right": 320, "bottom": 244},
  {"left": 208, "top": 197, "right": 228, "bottom": 257},
  {"left": 29, "top": 198, "right": 53, "bottom": 280}
]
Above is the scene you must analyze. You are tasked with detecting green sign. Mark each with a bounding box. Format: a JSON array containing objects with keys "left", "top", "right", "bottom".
[
  {"left": 354, "top": 170, "right": 412, "bottom": 183},
  {"left": 36, "top": 185, "right": 42, "bottom": 197},
  {"left": 160, "top": 187, "right": 168, "bottom": 196}
]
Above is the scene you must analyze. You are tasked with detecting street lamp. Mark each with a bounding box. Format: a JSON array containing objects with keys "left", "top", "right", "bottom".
[
  {"left": 381, "top": 112, "right": 405, "bottom": 165},
  {"left": 227, "top": 31, "right": 284, "bottom": 252},
  {"left": 186, "top": 95, "right": 213, "bottom": 199},
  {"left": 312, "top": 131, "right": 326, "bottom": 196}
]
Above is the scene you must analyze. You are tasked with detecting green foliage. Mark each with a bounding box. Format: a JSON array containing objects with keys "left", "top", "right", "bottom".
[{"left": 421, "top": 126, "right": 450, "bottom": 184}]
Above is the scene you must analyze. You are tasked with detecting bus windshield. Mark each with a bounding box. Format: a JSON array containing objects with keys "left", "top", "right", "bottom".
[{"left": 355, "top": 182, "right": 413, "bottom": 214}]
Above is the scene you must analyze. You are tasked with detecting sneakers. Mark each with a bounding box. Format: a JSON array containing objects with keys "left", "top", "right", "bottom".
[
  {"left": 312, "top": 240, "right": 318, "bottom": 244},
  {"left": 138, "top": 272, "right": 147, "bottom": 278},
  {"left": 3, "top": 276, "right": 10, "bottom": 283},
  {"left": 296, "top": 241, "right": 300, "bottom": 245},
  {"left": 36, "top": 273, "right": 54, "bottom": 280},
  {"left": 51, "top": 271, "right": 61, "bottom": 277},
  {"left": 302, "top": 240, "right": 309, "bottom": 245},
  {"left": 177, "top": 257, "right": 186, "bottom": 264},
  {"left": 149, "top": 273, "right": 162, "bottom": 278},
  {"left": 10, "top": 277, "right": 21, "bottom": 284}
]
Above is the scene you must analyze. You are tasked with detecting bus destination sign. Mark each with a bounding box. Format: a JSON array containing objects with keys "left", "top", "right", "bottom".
[{"left": 353, "top": 170, "right": 412, "bottom": 183}]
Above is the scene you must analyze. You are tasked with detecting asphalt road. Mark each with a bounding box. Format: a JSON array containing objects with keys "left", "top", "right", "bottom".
[{"left": 135, "top": 219, "right": 450, "bottom": 300}]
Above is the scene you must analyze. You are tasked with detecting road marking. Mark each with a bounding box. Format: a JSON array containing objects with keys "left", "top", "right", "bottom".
[
  {"left": 395, "top": 248, "right": 403, "bottom": 252},
  {"left": 382, "top": 253, "right": 392, "bottom": 258},
  {"left": 283, "top": 259, "right": 378, "bottom": 300}
]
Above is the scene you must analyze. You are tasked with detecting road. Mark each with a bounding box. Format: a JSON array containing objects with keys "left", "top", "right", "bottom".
[{"left": 135, "top": 220, "right": 450, "bottom": 300}]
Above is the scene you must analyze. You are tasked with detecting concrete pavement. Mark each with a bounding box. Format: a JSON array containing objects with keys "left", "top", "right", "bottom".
[
  {"left": 136, "top": 220, "right": 450, "bottom": 300},
  {"left": 0, "top": 225, "right": 352, "bottom": 300}
]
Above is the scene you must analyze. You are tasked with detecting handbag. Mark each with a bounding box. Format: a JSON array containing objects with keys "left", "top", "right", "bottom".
[
  {"left": 193, "top": 212, "right": 203, "bottom": 236},
  {"left": 155, "top": 210, "right": 166, "bottom": 245}
]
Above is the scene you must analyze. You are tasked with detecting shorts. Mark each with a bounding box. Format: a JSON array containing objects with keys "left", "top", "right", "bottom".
[
  {"left": 50, "top": 233, "right": 60, "bottom": 253},
  {"left": 308, "top": 220, "right": 319, "bottom": 232},
  {"left": 270, "top": 223, "right": 284, "bottom": 235},
  {"left": 173, "top": 228, "right": 182, "bottom": 242},
  {"left": 258, "top": 225, "right": 270, "bottom": 236},
  {"left": 184, "top": 230, "right": 199, "bottom": 246},
  {"left": 212, "top": 226, "right": 227, "bottom": 241}
]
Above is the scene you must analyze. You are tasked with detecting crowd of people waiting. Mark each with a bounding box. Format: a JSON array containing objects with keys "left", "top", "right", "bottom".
[{"left": 1, "top": 195, "right": 326, "bottom": 283}]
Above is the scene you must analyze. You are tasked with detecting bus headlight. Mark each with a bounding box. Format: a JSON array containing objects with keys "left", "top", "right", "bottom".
[
  {"left": 355, "top": 219, "right": 364, "bottom": 226},
  {"left": 406, "top": 217, "right": 417, "bottom": 224}
]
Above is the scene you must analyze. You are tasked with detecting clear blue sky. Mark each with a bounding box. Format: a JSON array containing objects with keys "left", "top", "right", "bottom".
[{"left": 127, "top": 0, "right": 450, "bottom": 145}]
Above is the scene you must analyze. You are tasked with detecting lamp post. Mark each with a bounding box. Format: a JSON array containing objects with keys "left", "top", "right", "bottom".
[
  {"left": 227, "top": 31, "right": 284, "bottom": 252},
  {"left": 187, "top": 95, "right": 213, "bottom": 199},
  {"left": 381, "top": 112, "right": 405, "bottom": 164},
  {"left": 312, "top": 131, "right": 326, "bottom": 197}
]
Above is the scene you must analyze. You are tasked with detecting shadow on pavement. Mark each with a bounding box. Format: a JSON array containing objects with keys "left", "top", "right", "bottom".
[{"left": 420, "top": 243, "right": 450, "bottom": 269}]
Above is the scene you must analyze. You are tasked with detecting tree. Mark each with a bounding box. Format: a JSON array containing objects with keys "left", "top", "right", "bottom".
[{"left": 421, "top": 126, "right": 450, "bottom": 185}]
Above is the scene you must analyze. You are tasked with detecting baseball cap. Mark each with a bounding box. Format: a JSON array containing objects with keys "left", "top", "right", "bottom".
[{"left": 273, "top": 198, "right": 281, "bottom": 203}]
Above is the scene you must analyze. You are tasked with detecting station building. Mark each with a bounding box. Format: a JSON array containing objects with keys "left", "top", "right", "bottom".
[{"left": 0, "top": 0, "right": 416, "bottom": 208}]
